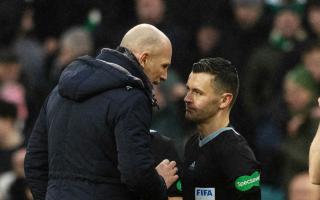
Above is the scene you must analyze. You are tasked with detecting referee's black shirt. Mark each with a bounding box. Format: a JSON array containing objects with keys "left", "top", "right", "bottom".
[{"left": 182, "top": 127, "right": 261, "bottom": 200}]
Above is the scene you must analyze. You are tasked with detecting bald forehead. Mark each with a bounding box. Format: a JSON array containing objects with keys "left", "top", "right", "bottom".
[{"left": 120, "top": 24, "right": 171, "bottom": 53}]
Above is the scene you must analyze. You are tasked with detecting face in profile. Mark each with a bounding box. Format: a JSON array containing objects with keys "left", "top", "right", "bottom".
[
  {"left": 142, "top": 41, "right": 172, "bottom": 85},
  {"left": 184, "top": 72, "right": 222, "bottom": 123}
]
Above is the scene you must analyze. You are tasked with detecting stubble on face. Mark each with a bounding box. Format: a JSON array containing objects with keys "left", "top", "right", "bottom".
[{"left": 184, "top": 72, "right": 221, "bottom": 123}]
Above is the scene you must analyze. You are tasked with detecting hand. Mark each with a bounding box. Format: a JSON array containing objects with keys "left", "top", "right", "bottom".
[{"left": 156, "top": 159, "right": 179, "bottom": 188}]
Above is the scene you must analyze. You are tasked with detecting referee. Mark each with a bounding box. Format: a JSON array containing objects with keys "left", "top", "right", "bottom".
[{"left": 182, "top": 58, "right": 261, "bottom": 200}]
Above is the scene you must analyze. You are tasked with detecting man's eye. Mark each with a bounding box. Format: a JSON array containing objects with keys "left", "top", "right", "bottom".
[
  {"left": 162, "top": 65, "right": 168, "bottom": 69},
  {"left": 194, "top": 90, "right": 201, "bottom": 95}
]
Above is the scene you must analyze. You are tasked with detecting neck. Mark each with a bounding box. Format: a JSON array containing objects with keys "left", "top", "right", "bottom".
[{"left": 197, "top": 111, "right": 230, "bottom": 138}]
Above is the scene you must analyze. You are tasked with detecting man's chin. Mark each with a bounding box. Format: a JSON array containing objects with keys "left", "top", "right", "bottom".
[{"left": 185, "top": 113, "right": 195, "bottom": 121}]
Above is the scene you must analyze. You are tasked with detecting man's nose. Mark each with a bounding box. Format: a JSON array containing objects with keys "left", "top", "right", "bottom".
[{"left": 160, "top": 69, "right": 168, "bottom": 81}]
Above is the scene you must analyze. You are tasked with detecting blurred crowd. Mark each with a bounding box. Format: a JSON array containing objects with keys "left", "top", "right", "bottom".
[{"left": 1, "top": 0, "right": 320, "bottom": 199}]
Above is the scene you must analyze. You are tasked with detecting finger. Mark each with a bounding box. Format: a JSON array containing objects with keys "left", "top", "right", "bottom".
[
  {"left": 161, "top": 159, "right": 170, "bottom": 165},
  {"left": 167, "top": 167, "right": 178, "bottom": 176},
  {"left": 173, "top": 167, "right": 178, "bottom": 174},
  {"left": 170, "top": 174, "right": 179, "bottom": 182},
  {"left": 318, "top": 97, "right": 320, "bottom": 106},
  {"left": 168, "top": 161, "right": 176, "bottom": 168}
]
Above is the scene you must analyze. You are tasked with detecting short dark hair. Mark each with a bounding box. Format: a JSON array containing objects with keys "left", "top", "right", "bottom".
[
  {"left": 192, "top": 57, "right": 239, "bottom": 107},
  {"left": 0, "top": 99, "right": 17, "bottom": 120}
]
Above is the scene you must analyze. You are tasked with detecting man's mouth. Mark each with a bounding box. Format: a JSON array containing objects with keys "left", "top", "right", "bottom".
[{"left": 153, "top": 81, "right": 160, "bottom": 85}]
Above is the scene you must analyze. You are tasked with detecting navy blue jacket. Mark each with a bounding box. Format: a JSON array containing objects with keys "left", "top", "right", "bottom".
[
  {"left": 150, "top": 130, "right": 182, "bottom": 197},
  {"left": 24, "top": 48, "right": 168, "bottom": 200}
]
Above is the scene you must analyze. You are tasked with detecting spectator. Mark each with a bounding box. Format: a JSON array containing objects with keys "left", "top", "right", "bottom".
[
  {"left": 0, "top": 99, "right": 23, "bottom": 174},
  {"left": 133, "top": 0, "right": 190, "bottom": 79},
  {"left": 48, "top": 26, "right": 93, "bottom": 87},
  {"left": 27, "top": 27, "right": 94, "bottom": 137},
  {"left": 243, "top": 7, "right": 308, "bottom": 188},
  {"left": 222, "top": 0, "right": 272, "bottom": 147},
  {"left": 190, "top": 22, "right": 224, "bottom": 63},
  {"left": 0, "top": 148, "right": 32, "bottom": 200},
  {"left": 301, "top": 41, "right": 320, "bottom": 88},
  {"left": 0, "top": 50, "right": 28, "bottom": 130},
  {"left": 305, "top": 1, "right": 320, "bottom": 41},
  {"left": 281, "top": 67, "right": 318, "bottom": 188}
]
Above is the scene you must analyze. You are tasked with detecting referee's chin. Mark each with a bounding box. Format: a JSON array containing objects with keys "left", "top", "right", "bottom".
[
  {"left": 185, "top": 112, "right": 192, "bottom": 120},
  {"left": 185, "top": 112, "right": 197, "bottom": 122}
]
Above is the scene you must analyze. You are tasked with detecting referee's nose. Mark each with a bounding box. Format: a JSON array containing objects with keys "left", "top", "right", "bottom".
[{"left": 184, "top": 91, "right": 192, "bottom": 104}]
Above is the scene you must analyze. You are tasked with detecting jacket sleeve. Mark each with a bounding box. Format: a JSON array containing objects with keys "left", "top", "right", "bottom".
[
  {"left": 114, "top": 92, "right": 168, "bottom": 200},
  {"left": 24, "top": 103, "right": 49, "bottom": 200},
  {"left": 219, "top": 135, "right": 261, "bottom": 200},
  {"left": 151, "top": 134, "right": 182, "bottom": 197}
]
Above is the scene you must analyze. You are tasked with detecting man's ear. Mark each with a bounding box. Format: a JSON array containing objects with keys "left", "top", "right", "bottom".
[
  {"left": 137, "top": 52, "right": 149, "bottom": 69},
  {"left": 219, "top": 93, "right": 233, "bottom": 109}
]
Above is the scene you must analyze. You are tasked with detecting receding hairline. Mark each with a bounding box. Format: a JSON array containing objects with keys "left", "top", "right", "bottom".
[{"left": 120, "top": 24, "right": 171, "bottom": 54}]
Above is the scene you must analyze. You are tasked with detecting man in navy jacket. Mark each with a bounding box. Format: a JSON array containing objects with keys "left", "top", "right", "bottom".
[{"left": 24, "top": 24, "right": 178, "bottom": 200}]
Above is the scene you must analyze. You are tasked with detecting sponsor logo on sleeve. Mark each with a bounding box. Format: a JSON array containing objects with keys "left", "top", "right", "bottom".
[
  {"left": 176, "top": 179, "right": 182, "bottom": 192},
  {"left": 195, "top": 187, "right": 215, "bottom": 200},
  {"left": 235, "top": 171, "right": 260, "bottom": 191}
]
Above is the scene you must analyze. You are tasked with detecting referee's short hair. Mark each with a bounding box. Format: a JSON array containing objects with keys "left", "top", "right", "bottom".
[{"left": 192, "top": 57, "right": 239, "bottom": 107}]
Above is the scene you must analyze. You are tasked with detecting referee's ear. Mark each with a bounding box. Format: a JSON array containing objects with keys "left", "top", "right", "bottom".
[{"left": 219, "top": 93, "right": 233, "bottom": 109}]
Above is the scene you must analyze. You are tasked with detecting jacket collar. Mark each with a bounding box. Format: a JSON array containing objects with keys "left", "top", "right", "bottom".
[{"left": 96, "top": 47, "right": 158, "bottom": 107}]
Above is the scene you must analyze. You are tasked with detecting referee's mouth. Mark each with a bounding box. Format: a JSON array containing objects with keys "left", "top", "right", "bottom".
[{"left": 185, "top": 106, "right": 195, "bottom": 113}]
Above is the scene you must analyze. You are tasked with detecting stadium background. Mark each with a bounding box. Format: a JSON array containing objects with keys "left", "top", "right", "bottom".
[{"left": 0, "top": 0, "right": 320, "bottom": 199}]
